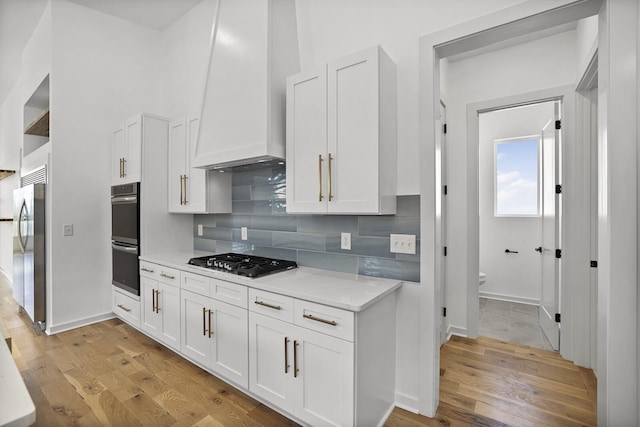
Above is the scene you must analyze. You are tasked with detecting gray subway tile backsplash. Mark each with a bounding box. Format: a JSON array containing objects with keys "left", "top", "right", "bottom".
[{"left": 193, "top": 165, "right": 420, "bottom": 282}]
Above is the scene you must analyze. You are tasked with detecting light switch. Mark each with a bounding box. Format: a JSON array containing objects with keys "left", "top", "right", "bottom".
[
  {"left": 341, "top": 232, "right": 351, "bottom": 250},
  {"left": 63, "top": 224, "right": 73, "bottom": 236},
  {"left": 241, "top": 227, "right": 248, "bottom": 240},
  {"left": 390, "top": 234, "right": 416, "bottom": 254}
]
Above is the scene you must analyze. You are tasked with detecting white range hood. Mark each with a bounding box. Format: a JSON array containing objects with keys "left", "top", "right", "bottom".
[{"left": 193, "top": 0, "right": 300, "bottom": 169}]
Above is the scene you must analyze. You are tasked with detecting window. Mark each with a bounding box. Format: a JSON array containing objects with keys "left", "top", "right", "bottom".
[{"left": 495, "top": 137, "right": 540, "bottom": 216}]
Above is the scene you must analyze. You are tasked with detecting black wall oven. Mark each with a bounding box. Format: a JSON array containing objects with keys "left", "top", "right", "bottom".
[{"left": 111, "top": 183, "right": 140, "bottom": 295}]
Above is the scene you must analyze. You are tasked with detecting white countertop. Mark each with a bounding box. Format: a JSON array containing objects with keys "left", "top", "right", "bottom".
[
  {"left": 0, "top": 339, "right": 36, "bottom": 427},
  {"left": 140, "top": 251, "right": 403, "bottom": 312}
]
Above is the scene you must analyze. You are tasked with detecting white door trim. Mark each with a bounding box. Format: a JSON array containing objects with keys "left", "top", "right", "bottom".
[{"left": 417, "top": 0, "right": 602, "bottom": 417}]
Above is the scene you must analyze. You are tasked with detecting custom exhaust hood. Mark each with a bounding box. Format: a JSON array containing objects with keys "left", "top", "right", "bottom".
[{"left": 193, "top": 0, "right": 300, "bottom": 170}]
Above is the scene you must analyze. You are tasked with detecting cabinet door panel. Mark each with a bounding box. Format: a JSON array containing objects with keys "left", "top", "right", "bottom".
[
  {"left": 168, "top": 118, "right": 187, "bottom": 212},
  {"left": 186, "top": 116, "right": 207, "bottom": 212},
  {"left": 159, "top": 281, "right": 181, "bottom": 351},
  {"left": 124, "top": 115, "right": 142, "bottom": 184},
  {"left": 181, "top": 290, "right": 211, "bottom": 367},
  {"left": 249, "top": 312, "right": 294, "bottom": 412},
  {"left": 327, "top": 48, "right": 379, "bottom": 213},
  {"left": 286, "top": 67, "right": 327, "bottom": 213},
  {"left": 112, "top": 126, "right": 125, "bottom": 184},
  {"left": 210, "top": 299, "right": 248, "bottom": 388},
  {"left": 294, "top": 327, "right": 354, "bottom": 427},
  {"left": 140, "top": 277, "right": 159, "bottom": 335}
]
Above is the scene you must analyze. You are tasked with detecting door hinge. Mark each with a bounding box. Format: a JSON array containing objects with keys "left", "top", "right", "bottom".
[
  {"left": 555, "top": 185, "right": 562, "bottom": 194},
  {"left": 443, "top": 307, "right": 447, "bottom": 317},
  {"left": 555, "top": 120, "right": 562, "bottom": 130},
  {"left": 443, "top": 247, "right": 448, "bottom": 257},
  {"left": 443, "top": 185, "right": 448, "bottom": 195},
  {"left": 590, "top": 260, "right": 598, "bottom": 268},
  {"left": 443, "top": 123, "right": 447, "bottom": 134},
  {"left": 555, "top": 313, "right": 561, "bottom": 323},
  {"left": 555, "top": 249, "right": 562, "bottom": 259}
]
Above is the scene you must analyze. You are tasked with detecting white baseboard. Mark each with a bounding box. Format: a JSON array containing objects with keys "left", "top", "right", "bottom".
[
  {"left": 46, "top": 312, "right": 115, "bottom": 335},
  {"left": 394, "top": 392, "right": 419, "bottom": 414},
  {"left": 0, "top": 267, "right": 12, "bottom": 283},
  {"left": 377, "top": 403, "right": 397, "bottom": 427},
  {"left": 479, "top": 291, "right": 539, "bottom": 306},
  {"left": 447, "top": 325, "right": 467, "bottom": 338}
]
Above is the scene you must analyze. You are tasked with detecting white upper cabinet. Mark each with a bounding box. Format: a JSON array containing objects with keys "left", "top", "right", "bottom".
[
  {"left": 193, "top": 0, "right": 300, "bottom": 169},
  {"left": 286, "top": 46, "right": 397, "bottom": 215},
  {"left": 168, "top": 116, "right": 231, "bottom": 214},
  {"left": 112, "top": 114, "right": 142, "bottom": 185}
]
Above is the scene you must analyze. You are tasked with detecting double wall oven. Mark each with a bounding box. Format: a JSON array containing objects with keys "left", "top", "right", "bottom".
[{"left": 111, "top": 183, "right": 140, "bottom": 295}]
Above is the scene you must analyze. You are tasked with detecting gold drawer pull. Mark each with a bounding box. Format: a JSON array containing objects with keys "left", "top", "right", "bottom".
[
  {"left": 254, "top": 300, "right": 281, "bottom": 311},
  {"left": 141, "top": 267, "right": 154, "bottom": 273},
  {"left": 160, "top": 272, "right": 175, "bottom": 280},
  {"left": 117, "top": 304, "right": 131, "bottom": 313},
  {"left": 284, "top": 337, "right": 290, "bottom": 374},
  {"left": 303, "top": 313, "right": 337, "bottom": 326}
]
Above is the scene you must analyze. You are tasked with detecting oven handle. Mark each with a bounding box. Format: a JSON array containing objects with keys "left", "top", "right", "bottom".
[
  {"left": 112, "top": 242, "right": 139, "bottom": 254},
  {"left": 111, "top": 195, "right": 138, "bottom": 204}
]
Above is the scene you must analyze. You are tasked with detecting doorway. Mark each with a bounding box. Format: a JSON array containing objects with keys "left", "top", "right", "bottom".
[{"left": 477, "top": 100, "right": 560, "bottom": 351}]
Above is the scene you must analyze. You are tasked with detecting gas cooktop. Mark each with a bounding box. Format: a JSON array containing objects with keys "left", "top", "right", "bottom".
[{"left": 187, "top": 253, "right": 298, "bottom": 278}]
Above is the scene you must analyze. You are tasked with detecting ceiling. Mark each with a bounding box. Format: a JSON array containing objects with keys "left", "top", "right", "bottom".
[{"left": 0, "top": 0, "right": 202, "bottom": 108}]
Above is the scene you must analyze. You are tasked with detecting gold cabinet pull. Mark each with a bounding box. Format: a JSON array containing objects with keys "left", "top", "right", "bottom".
[
  {"left": 318, "top": 154, "right": 324, "bottom": 201},
  {"left": 202, "top": 307, "right": 207, "bottom": 336},
  {"left": 303, "top": 313, "right": 337, "bottom": 326},
  {"left": 327, "top": 153, "right": 333, "bottom": 201},
  {"left": 183, "top": 175, "right": 188, "bottom": 205},
  {"left": 284, "top": 337, "right": 290, "bottom": 374},
  {"left": 117, "top": 304, "right": 131, "bottom": 313},
  {"left": 151, "top": 288, "right": 156, "bottom": 312},
  {"left": 160, "top": 272, "right": 175, "bottom": 280},
  {"left": 154, "top": 290, "right": 160, "bottom": 313},
  {"left": 293, "top": 340, "right": 299, "bottom": 378},
  {"left": 179, "top": 175, "right": 184, "bottom": 205},
  {"left": 141, "top": 267, "right": 154, "bottom": 273},
  {"left": 254, "top": 300, "right": 281, "bottom": 311},
  {"left": 122, "top": 158, "right": 127, "bottom": 177},
  {"left": 208, "top": 309, "right": 213, "bottom": 338},
  {"left": 119, "top": 158, "right": 123, "bottom": 178}
]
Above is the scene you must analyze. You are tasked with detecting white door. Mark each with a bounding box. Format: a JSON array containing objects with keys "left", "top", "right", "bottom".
[
  {"left": 124, "top": 115, "right": 142, "bottom": 183},
  {"left": 326, "top": 47, "right": 379, "bottom": 213},
  {"left": 168, "top": 118, "right": 187, "bottom": 212},
  {"left": 210, "top": 299, "right": 248, "bottom": 388},
  {"left": 158, "top": 281, "right": 181, "bottom": 351},
  {"left": 181, "top": 290, "right": 211, "bottom": 367},
  {"left": 140, "top": 277, "right": 159, "bottom": 336},
  {"left": 293, "top": 326, "right": 354, "bottom": 427},
  {"left": 248, "top": 312, "right": 295, "bottom": 412},
  {"left": 112, "top": 125, "right": 125, "bottom": 184},
  {"left": 538, "top": 105, "right": 561, "bottom": 350},
  {"left": 440, "top": 101, "right": 448, "bottom": 345},
  {"left": 286, "top": 67, "right": 328, "bottom": 213}
]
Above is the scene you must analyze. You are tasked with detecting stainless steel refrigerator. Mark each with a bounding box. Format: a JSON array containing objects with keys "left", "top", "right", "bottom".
[{"left": 13, "top": 183, "right": 46, "bottom": 332}]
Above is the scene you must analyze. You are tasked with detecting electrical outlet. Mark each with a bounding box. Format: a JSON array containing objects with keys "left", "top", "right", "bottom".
[
  {"left": 241, "top": 227, "right": 248, "bottom": 240},
  {"left": 197, "top": 224, "right": 203, "bottom": 236},
  {"left": 390, "top": 234, "right": 416, "bottom": 254},
  {"left": 341, "top": 232, "right": 351, "bottom": 250},
  {"left": 63, "top": 224, "right": 73, "bottom": 236}
]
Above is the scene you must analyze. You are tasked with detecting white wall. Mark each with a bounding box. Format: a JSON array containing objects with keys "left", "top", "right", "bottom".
[
  {"left": 443, "top": 30, "right": 577, "bottom": 334},
  {"left": 479, "top": 102, "right": 554, "bottom": 304}
]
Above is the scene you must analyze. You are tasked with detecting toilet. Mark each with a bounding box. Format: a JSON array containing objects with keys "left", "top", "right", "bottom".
[{"left": 479, "top": 272, "right": 486, "bottom": 286}]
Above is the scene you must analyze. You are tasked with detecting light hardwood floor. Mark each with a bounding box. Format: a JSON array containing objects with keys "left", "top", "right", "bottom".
[{"left": 1, "top": 279, "right": 595, "bottom": 426}]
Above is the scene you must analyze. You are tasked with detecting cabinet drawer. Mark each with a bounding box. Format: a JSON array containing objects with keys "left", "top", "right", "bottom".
[
  {"left": 112, "top": 287, "right": 140, "bottom": 327},
  {"left": 248, "top": 288, "right": 294, "bottom": 322},
  {"left": 211, "top": 278, "right": 247, "bottom": 309},
  {"left": 294, "top": 300, "right": 354, "bottom": 342},
  {"left": 157, "top": 266, "right": 180, "bottom": 286},
  {"left": 139, "top": 261, "right": 159, "bottom": 278},
  {"left": 182, "top": 271, "right": 210, "bottom": 297}
]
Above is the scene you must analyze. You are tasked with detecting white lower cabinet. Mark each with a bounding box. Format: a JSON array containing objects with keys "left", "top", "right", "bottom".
[
  {"left": 112, "top": 287, "right": 140, "bottom": 328},
  {"left": 249, "top": 312, "right": 354, "bottom": 426},
  {"left": 140, "top": 264, "right": 181, "bottom": 351},
  {"left": 182, "top": 289, "right": 248, "bottom": 388}
]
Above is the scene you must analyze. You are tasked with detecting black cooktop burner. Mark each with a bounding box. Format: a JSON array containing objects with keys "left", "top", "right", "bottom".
[{"left": 187, "top": 253, "right": 297, "bottom": 278}]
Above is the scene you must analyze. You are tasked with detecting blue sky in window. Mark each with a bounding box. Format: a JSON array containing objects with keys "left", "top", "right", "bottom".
[{"left": 496, "top": 139, "right": 539, "bottom": 215}]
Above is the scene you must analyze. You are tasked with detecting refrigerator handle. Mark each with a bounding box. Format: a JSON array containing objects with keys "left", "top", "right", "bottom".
[{"left": 18, "top": 201, "right": 27, "bottom": 253}]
